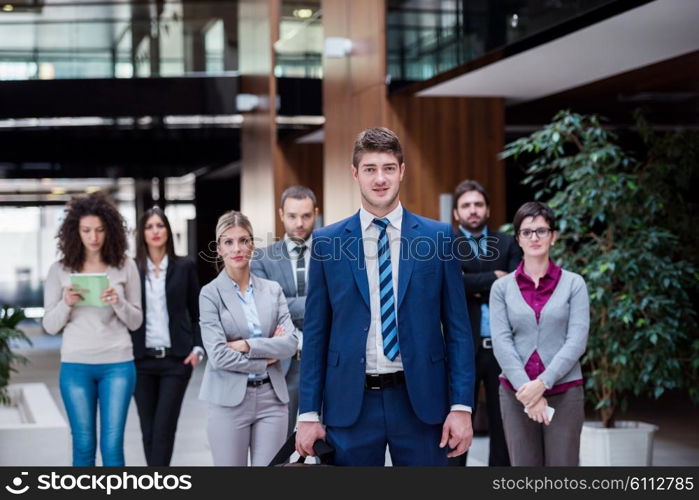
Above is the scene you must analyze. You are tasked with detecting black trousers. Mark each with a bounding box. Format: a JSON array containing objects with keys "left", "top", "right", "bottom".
[
  {"left": 134, "top": 356, "right": 192, "bottom": 466},
  {"left": 449, "top": 346, "right": 511, "bottom": 466}
]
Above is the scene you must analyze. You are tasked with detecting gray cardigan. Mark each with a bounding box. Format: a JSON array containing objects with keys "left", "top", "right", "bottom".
[{"left": 489, "top": 269, "right": 589, "bottom": 390}]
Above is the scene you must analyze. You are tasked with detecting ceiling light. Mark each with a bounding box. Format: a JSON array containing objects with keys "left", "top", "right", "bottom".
[
  {"left": 38, "top": 62, "right": 55, "bottom": 80},
  {"left": 2, "top": 4, "right": 13, "bottom": 12},
  {"left": 293, "top": 8, "right": 313, "bottom": 19}
]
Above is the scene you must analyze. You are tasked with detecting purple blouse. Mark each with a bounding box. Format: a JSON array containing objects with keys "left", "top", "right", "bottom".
[{"left": 500, "top": 260, "right": 583, "bottom": 395}]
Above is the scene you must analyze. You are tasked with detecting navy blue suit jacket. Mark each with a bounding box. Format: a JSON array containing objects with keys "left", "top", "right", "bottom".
[{"left": 299, "top": 209, "right": 475, "bottom": 427}]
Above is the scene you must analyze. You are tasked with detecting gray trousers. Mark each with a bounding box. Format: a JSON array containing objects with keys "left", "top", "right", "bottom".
[
  {"left": 285, "top": 356, "right": 300, "bottom": 438},
  {"left": 499, "top": 384, "right": 584, "bottom": 466},
  {"left": 207, "top": 383, "right": 288, "bottom": 466}
]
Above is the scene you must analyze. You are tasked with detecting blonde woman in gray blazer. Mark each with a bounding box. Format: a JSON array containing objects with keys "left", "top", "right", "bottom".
[{"left": 199, "top": 211, "right": 299, "bottom": 466}]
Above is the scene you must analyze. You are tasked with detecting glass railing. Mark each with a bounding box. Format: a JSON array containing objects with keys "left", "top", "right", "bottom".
[
  {"left": 387, "top": 0, "right": 633, "bottom": 86},
  {"left": 0, "top": 0, "right": 239, "bottom": 81},
  {"left": 274, "top": 1, "right": 322, "bottom": 79}
]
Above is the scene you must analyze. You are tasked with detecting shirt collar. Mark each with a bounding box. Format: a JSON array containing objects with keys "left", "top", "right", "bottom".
[
  {"left": 359, "top": 202, "right": 403, "bottom": 232},
  {"left": 515, "top": 258, "right": 561, "bottom": 283},
  {"left": 284, "top": 234, "right": 312, "bottom": 254},
  {"left": 459, "top": 226, "right": 488, "bottom": 239},
  {"left": 231, "top": 278, "right": 254, "bottom": 292},
  {"left": 146, "top": 254, "right": 168, "bottom": 273}
]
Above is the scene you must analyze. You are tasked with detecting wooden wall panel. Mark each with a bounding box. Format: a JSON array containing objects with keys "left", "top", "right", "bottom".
[
  {"left": 322, "top": 0, "right": 506, "bottom": 227},
  {"left": 387, "top": 95, "right": 506, "bottom": 226},
  {"left": 348, "top": 0, "right": 386, "bottom": 96},
  {"left": 321, "top": 0, "right": 350, "bottom": 223},
  {"left": 275, "top": 140, "right": 324, "bottom": 237},
  {"left": 238, "top": 0, "right": 283, "bottom": 243}
]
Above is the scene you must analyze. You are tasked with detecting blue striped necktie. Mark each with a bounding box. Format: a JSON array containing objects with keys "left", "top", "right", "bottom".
[{"left": 373, "top": 217, "right": 399, "bottom": 360}]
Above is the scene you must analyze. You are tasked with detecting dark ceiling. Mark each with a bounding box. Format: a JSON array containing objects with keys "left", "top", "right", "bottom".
[
  {"left": 0, "top": 75, "right": 321, "bottom": 180},
  {"left": 506, "top": 50, "right": 699, "bottom": 132}
]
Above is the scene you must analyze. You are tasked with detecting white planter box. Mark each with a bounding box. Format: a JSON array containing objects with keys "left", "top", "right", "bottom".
[
  {"left": 580, "top": 420, "right": 658, "bottom": 466},
  {"left": 0, "top": 383, "right": 69, "bottom": 465}
]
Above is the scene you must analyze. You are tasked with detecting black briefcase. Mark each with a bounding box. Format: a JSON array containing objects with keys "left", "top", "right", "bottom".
[{"left": 268, "top": 431, "right": 335, "bottom": 466}]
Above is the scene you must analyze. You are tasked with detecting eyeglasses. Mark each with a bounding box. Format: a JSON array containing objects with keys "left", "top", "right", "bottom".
[{"left": 517, "top": 227, "right": 552, "bottom": 239}]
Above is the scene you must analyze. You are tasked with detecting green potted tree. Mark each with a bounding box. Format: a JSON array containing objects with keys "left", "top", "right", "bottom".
[
  {"left": 0, "top": 305, "right": 31, "bottom": 406},
  {"left": 0, "top": 305, "right": 70, "bottom": 465},
  {"left": 501, "top": 110, "right": 699, "bottom": 465}
]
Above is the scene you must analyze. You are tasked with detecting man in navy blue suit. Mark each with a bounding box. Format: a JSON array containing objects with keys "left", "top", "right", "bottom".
[{"left": 295, "top": 127, "right": 475, "bottom": 466}]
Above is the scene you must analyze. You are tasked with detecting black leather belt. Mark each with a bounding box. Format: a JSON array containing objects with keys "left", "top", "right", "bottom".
[
  {"left": 145, "top": 347, "right": 171, "bottom": 358},
  {"left": 247, "top": 378, "right": 270, "bottom": 387},
  {"left": 481, "top": 338, "right": 492, "bottom": 349},
  {"left": 365, "top": 371, "right": 405, "bottom": 390}
]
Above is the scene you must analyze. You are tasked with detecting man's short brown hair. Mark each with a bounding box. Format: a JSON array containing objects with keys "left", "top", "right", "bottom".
[
  {"left": 280, "top": 185, "right": 317, "bottom": 210},
  {"left": 352, "top": 127, "right": 404, "bottom": 167},
  {"left": 453, "top": 179, "right": 490, "bottom": 210}
]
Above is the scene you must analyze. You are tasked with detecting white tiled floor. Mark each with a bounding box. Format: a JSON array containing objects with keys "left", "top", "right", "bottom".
[
  {"left": 10, "top": 320, "right": 698, "bottom": 466},
  {"left": 10, "top": 321, "right": 488, "bottom": 466}
]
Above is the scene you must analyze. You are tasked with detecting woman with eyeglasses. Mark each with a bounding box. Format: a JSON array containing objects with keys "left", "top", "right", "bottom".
[
  {"left": 198, "top": 210, "right": 299, "bottom": 466},
  {"left": 489, "top": 201, "right": 589, "bottom": 466}
]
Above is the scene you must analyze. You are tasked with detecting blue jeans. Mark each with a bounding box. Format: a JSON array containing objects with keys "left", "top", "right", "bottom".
[{"left": 59, "top": 361, "right": 136, "bottom": 466}]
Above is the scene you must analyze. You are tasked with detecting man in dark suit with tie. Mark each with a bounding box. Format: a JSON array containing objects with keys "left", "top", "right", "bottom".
[
  {"left": 251, "top": 185, "right": 317, "bottom": 438},
  {"left": 295, "top": 127, "right": 475, "bottom": 466},
  {"left": 451, "top": 179, "right": 521, "bottom": 466}
]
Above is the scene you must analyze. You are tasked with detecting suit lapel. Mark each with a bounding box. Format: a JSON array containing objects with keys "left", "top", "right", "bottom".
[
  {"left": 251, "top": 274, "right": 272, "bottom": 336},
  {"left": 164, "top": 257, "right": 176, "bottom": 318},
  {"left": 214, "top": 270, "right": 250, "bottom": 338},
  {"left": 397, "top": 209, "right": 419, "bottom": 310},
  {"left": 345, "top": 212, "right": 370, "bottom": 309},
  {"left": 276, "top": 241, "right": 297, "bottom": 296},
  {"left": 139, "top": 266, "right": 147, "bottom": 326}
]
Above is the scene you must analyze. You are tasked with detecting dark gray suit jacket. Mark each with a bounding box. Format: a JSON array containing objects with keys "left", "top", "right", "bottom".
[
  {"left": 251, "top": 240, "right": 305, "bottom": 331},
  {"left": 455, "top": 228, "right": 521, "bottom": 350}
]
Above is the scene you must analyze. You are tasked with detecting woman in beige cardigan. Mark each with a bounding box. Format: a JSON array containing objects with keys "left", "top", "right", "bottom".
[{"left": 43, "top": 192, "right": 142, "bottom": 466}]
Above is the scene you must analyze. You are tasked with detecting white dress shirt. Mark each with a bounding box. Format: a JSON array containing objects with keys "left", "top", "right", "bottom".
[
  {"left": 231, "top": 278, "right": 268, "bottom": 380},
  {"left": 360, "top": 203, "right": 404, "bottom": 374},
  {"left": 284, "top": 234, "right": 312, "bottom": 295},
  {"left": 145, "top": 255, "right": 171, "bottom": 349},
  {"left": 145, "top": 255, "right": 204, "bottom": 359}
]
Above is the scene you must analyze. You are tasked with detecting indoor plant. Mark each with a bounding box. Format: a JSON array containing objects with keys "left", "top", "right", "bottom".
[
  {"left": 0, "top": 305, "right": 69, "bottom": 465},
  {"left": 501, "top": 110, "right": 699, "bottom": 464},
  {"left": 0, "top": 305, "right": 31, "bottom": 406}
]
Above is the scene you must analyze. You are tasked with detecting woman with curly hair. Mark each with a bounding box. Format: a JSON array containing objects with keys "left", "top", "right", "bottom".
[{"left": 43, "top": 191, "right": 142, "bottom": 466}]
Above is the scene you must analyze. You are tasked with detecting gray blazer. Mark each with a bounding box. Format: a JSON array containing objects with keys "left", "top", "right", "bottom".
[
  {"left": 251, "top": 240, "right": 305, "bottom": 330},
  {"left": 489, "top": 269, "right": 589, "bottom": 390},
  {"left": 198, "top": 270, "right": 299, "bottom": 407}
]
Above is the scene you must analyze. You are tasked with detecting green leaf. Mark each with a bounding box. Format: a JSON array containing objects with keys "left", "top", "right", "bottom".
[{"left": 501, "top": 110, "right": 699, "bottom": 425}]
